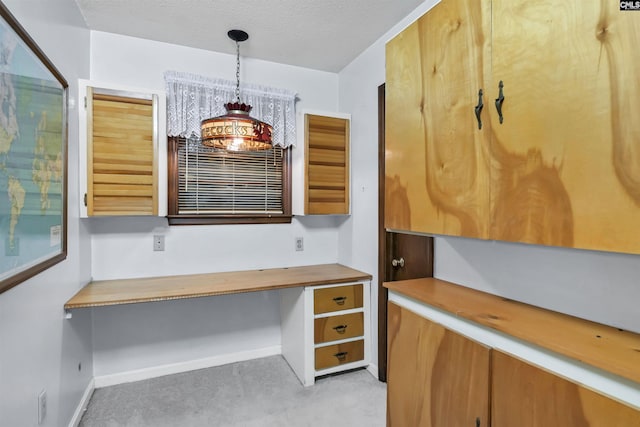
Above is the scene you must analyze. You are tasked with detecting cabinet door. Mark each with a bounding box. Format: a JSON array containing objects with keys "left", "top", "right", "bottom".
[
  {"left": 86, "top": 86, "right": 158, "bottom": 216},
  {"left": 385, "top": 0, "right": 492, "bottom": 238},
  {"left": 387, "top": 302, "right": 490, "bottom": 427},
  {"left": 492, "top": 350, "right": 640, "bottom": 426},
  {"left": 304, "top": 113, "right": 350, "bottom": 215},
  {"left": 490, "top": 1, "right": 640, "bottom": 253}
]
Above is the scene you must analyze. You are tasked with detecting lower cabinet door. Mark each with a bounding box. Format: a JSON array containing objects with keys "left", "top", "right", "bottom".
[
  {"left": 387, "top": 302, "right": 491, "bottom": 427},
  {"left": 492, "top": 350, "right": 640, "bottom": 427},
  {"left": 315, "top": 340, "right": 364, "bottom": 370}
]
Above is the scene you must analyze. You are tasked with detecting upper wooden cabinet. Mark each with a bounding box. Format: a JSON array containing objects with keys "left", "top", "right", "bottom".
[
  {"left": 386, "top": 0, "right": 640, "bottom": 254},
  {"left": 79, "top": 81, "right": 160, "bottom": 217},
  {"left": 293, "top": 111, "right": 350, "bottom": 215},
  {"left": 490, "top": 0, "right": 640, "bottom": 252},
  {"left": 385, "top": 0, "right": 491, "bottom": 239}
]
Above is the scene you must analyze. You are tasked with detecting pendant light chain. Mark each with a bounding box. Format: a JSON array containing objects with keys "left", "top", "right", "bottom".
[
  {"left": 200, "top": 29, "right": 273, "bottom": 151},
  {"left": 235, "top": 40, "right": 241, "bottom": 103}
]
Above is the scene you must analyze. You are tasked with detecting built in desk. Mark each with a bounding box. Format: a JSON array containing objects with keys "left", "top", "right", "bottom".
[{"left": 65, "top": 263, "right": 373, "bottom": 386}]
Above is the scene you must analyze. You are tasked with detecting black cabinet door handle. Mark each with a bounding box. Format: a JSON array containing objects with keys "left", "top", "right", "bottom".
[
  {"left": 474, "top": 89, "right": 484, "bottom": 129},
  {"left": 495, "top": 80, "right": 505, "bottom": 124}
]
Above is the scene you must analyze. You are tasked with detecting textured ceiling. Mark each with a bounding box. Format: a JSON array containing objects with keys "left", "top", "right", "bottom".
[{"left": 74, "top": 0, "right": 424, "bottom": 72}]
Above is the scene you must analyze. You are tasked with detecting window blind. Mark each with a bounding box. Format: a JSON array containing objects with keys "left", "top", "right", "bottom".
[{"left": 177, "top": 137, "right": 284, "bottom": 214}]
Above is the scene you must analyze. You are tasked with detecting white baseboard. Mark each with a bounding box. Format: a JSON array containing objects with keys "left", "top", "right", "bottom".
[
  {"left": 366, "top": 363, "right": 380, "bottom": 380},
  {"left": 68, "top": 378, "right": 95, "bottom": 427},
  {"left": 94, "top": 345, "right": 282, "bottom": 388}
]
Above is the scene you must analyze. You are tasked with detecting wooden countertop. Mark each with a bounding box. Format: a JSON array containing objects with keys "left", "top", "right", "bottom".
[
  {"left": 65, "top": 263, "right": 371, "bottom": 310},
  {"left": 384, "top": 278, "right": 640, "bottom": 385}
]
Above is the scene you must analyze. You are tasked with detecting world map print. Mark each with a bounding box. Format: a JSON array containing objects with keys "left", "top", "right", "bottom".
[{"left": 0, "top": 13, "right": 65, "bottom": 287}]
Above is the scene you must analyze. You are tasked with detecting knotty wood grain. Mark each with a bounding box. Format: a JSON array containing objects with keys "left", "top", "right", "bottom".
[
  {"left": 492, "top": 350, "right": 640, "bottom": 426},
  {"left": 387, "top": 302, "right": 491, "bottom": 427},
  {"left": 65, "top": 264, "right": 371, "bottom": 309},
  {"left": 384, "top": 278, "right": 640, "bottom": 385},
  {"left": 385, "top": 0, "right": 492, "bottom": 238},
  {"left": 386, "top": 0, "right": 640, "bottom": 254},
  {"left": 489, "top": 0, "right": 590, "bottom": 248}
]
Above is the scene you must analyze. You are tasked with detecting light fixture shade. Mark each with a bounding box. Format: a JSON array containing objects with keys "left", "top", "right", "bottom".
[
  {"left": 201, "top": 102, "right": 273, "bottom": 151},
  {"left": 201, "top": 29, "right": 273, "bottom": 151}
]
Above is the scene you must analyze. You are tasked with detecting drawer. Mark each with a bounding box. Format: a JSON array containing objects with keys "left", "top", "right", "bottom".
[
  {"left": 314, "top": 284, "right": 363, "bottom": 314},
  {"left": 314, "top": 312, "right": 364, "bottom": 344},
  {"left": 315, "top": 340, "right": 365, "bottom": 370}
]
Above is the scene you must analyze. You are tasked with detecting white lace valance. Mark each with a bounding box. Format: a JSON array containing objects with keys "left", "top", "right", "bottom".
[{"left": 164, "top": 70, "right": 297, "bottom": 148}]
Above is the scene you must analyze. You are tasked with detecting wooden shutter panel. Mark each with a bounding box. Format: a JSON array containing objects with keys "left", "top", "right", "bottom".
[
  {"left": 304, "top": 114, "right": 350, "bottom": 214},
  {"left": 87, "top": 87, "right": 158, "bottom": 216}
]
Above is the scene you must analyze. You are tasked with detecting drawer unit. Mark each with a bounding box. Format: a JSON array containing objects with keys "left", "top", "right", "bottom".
[
  {"left": 281, "top": 280, "right": 371, "bottom": 386},
  {"left": 314, "top": 312, "right": 364, "bottom": 344},
  {"left": 315, "top": 340, "right": 365, "bottom": 370},
  {"left": 314, "top": 284, "right": 363, "bottom": 314}
]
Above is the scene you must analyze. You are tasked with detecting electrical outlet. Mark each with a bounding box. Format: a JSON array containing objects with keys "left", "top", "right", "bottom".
[
  {"left": 295, "top": 237, "right": 304, "bottom": 252},
  {"left": 153, "top": 235, "right": 165, "bottom": 251},
  {"left": 38, "top": 389, "right": 46, "bottom": 424}
]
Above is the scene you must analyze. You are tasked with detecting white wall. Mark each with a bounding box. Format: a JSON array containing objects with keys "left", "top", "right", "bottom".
[
  {"left": 0, "top": 1, "right": 92, "bottom": 426},
  {"left": 339, "top": 0, "right": 640, "bottom": 380},
  {"left": 87, "top": 32, "right": 346, "bottom": 377},
  {"left": 435, "top": 237, "right": 640, "bottom": 333},
  {"left": 337, "top": 0, "right": 438, "bottom": 368}
]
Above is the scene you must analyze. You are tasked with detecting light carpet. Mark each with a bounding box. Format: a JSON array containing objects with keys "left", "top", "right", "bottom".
[{"left": 79, "top": 355, "right": 386, "bottom": 426}]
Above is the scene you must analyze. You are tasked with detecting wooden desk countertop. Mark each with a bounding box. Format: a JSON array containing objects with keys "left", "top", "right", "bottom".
[
  {"left": 384, "top": 277, "right": 640, "bottom": 386},
  {"left": 65, "top": 263, "right": 371, "bottom": 310}
]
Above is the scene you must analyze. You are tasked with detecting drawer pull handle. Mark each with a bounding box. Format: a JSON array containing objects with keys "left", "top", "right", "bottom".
[
  {"left": 333, "top": 325, "right": 348, "bottom": 334},
  {"left": 333, "top": 296, "right": 347, "bottom": 305},
  {"left": 334, "top": 351, "right": 348, "bottom": 361}
]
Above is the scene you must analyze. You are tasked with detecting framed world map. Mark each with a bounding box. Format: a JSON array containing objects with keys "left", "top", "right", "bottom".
[{"left": 0, "top": 3, "right": 67, "bottom": 293}]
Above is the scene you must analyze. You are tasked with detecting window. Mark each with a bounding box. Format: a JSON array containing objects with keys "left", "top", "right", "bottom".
[
  {"left": 164, "top": 71, "right": 296, "bottom": 225},
  {"left": 167, "top": 136, "right": 291, "bottom": 225}
]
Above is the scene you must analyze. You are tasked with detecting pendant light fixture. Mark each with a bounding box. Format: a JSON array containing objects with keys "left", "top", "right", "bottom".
[{"left": 201, "top": 29, "right": 273, "bottom": 151}]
